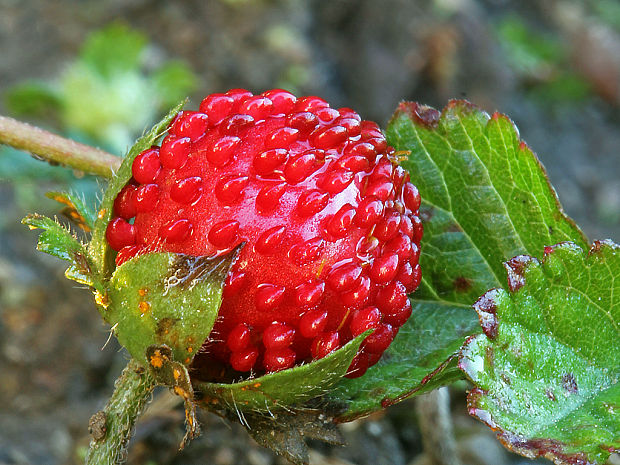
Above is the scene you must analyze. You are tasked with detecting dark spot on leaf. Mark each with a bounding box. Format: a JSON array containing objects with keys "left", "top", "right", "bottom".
[
  {"left": 504, "top": 255, "right": 537, "bottom": 292},
  {"left": 369, "top": 387, "right": 386, "bottom": 398},
  {"left": 397, "top": 102, "right": 440, "bottom": 129},
  {"left": 548, "top": 226, "right": 554, "bottom": 235},
  {"left": 446, "top": 222, "right": 463, "bottom": 233},
  {"left": 156, "top": 317, "right": 178, "bottom": 339},
  {"left": 474, "top": 290, "right": 499, "bottom": 339},
  {"left": 500, "top": 373, "right": 511, "bottom": 386},
  {"left": 484, "top": 346, "right": 494, "bottom": 369},
  {"left": 72, "top": 251, "right": 92, "bottom": 275},
  {"left": 545, "top": 389, "right": 557, "bottom": 401},
  {"left": 561, "top": 373, "right": 578, "bottom": 394},
  {"left": 453, "top": 276, "right": 472, "bottom": 292},
  {"left": 419, "top": 206, "right": 434, "bottom": 222}
]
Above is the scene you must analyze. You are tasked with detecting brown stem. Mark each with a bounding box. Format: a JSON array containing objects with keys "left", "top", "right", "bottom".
[
  {"left": 415, "top": 387, "right": 461, "bottom": 465},
  {"left": 0, "top": 115, "right": 121, "bottom": 178}
]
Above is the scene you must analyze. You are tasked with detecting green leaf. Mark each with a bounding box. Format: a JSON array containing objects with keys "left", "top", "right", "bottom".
[
  {"left": 46, "top": 191, "right": 97, "bottom": 232},
  {"left": 459, "top": 241, "right": 619, "bottom": 465},
  {"left": 4, "top": 81, "right": 62, "bottom": 117},
  {"left": 194, "top": 332, "right": 367, "bottom": 413},
  {"left": 152, "top": 61, "right": 198, "bottom": 108},
  {"left": 22, "top": 213, "right": 96, "bottom": 286},
  {"left": 106, "top": 249, "right": 237, "bottom": 366},
  {"left": 88, "top": 101, "right": 184, "bottom": 276},
  {"left": 80, "top": 22, "right": 147, "bottom": 78},
  {"left": 329, "top": 100, "right": 588, "bottom": 420}
]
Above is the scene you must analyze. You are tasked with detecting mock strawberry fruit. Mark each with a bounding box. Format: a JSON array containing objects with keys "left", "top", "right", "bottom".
[{"left": 105, "top": 89, "right": 422, "bottom": 379}]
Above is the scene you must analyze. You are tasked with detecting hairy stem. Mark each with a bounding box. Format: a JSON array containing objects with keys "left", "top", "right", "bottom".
[
  {"left": 85, "top": 359, "right": 156, "bottom": 465},
  {"left": 415, "top": 387, "right": 461, "bottom": 465},
  {"left": 0, "top": 115, "right": 120, "bottom": 178}
]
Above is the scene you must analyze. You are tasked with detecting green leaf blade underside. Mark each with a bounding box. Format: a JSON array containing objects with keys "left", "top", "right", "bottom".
[
  {"left": 459, "top": 241, "right": 620, "bottom": 465},
  {"left": 89, "top": 101, "right": 185, "bottom": 276},
  {"left": 330, "top": 100, "right": 588, "bottom": 420},
  {"left": 106, "top": 250, "right": 233, "bottom": 366},
  {"left": 194, "top": 332, "right": 367, "bottom": 413},
  {"left": 46, "top": 191, "right": 97, "bottom": 231},
  {"left": 328, "top": 301, "right": 479, "bottom": 421}
]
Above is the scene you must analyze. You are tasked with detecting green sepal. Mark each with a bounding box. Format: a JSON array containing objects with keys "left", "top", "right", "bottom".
[
  {"left": 22, "top": 213, "right": 98, "bottom": 287},
  {"left": 46, "top": 191, "right": 97, "bottom": 232},
  {"left": 459, "top": 241, "right": 620, "bottom": 465},
  {"left": 194, "top": 331, "right": 368, "bottom": 413},
  {"left": 106, "top": 248, "right": 238, "bottom": 366},
  {"left": 89, "top": 101, "right": 185, "bottom": 277}
]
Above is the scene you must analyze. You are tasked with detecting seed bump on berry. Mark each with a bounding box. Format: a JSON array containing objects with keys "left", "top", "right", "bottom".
[{"left": 255, "top": 283, "right": 285, "bottom": 312}]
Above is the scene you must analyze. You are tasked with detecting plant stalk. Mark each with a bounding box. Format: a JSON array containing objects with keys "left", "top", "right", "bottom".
[
  {"left": 85, "top": 358, "right": 156, "bottom": 465},
  {"left": 0, "top": 115, "right": 120, "bottom": 178},
  {"left": 415, "top": 387, "right": 461, "bottom": 465}
]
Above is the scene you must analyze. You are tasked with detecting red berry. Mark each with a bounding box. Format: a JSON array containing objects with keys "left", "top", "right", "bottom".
[{"left": 107, "top": 90, "right": 423, "bottom": 378}]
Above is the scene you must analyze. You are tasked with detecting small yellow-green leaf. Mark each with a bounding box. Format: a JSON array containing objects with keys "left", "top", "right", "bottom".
[
  {"left": 46, "top": 191, "right": 96, "bottom": 232},
  {"left": 22, "top": 213, "right": 96, "bottom": 286}
]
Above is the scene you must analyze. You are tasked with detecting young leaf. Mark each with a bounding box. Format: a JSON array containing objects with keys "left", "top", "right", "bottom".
[
  {"left": 46, "top": 191, "right": 97, "bottom": 232},
  {"left": 105, "top": 249, "right": 238, "bottom": 366},
  {"left": 459, "top": 241, "right": 619, "bottom": 465},
  {"left": 22, "top": 213, "right": 96, "bottom": 286},
  {"left": 329, "top": 100, "right": 588, "bottom": 420},
  {"left": 88, "top": 101, "right": 184, "bottom": 276},
  {"left": 80, "top": 23, "right": 147, "bottom": 78}
]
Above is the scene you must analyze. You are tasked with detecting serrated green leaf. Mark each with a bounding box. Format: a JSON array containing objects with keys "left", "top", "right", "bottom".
[
  {"left": 330, "top": 100, "right": 588, "bottom": 420},
  {"left": 459, "top": 241, "right": 619, "bottom": 465},
  {"left": 88, "top": 101, "right": 184, "bottom": 276},
  {"left": 46, "top": 191, "right": 97, "bottom": 232},
  {"left": 22, "top": 213, "right": 97, "bottom": 286},
  {"left": 194, "top": 332, "right": 367, "bottom": 413},
  {"left": 106, "top": 250, "right": 236, "bottom": 366}
]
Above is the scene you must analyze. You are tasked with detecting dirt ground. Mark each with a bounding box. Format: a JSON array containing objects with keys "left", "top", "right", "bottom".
[{"left": 1, "top": 1, "right": 618, "bottom": 464}]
